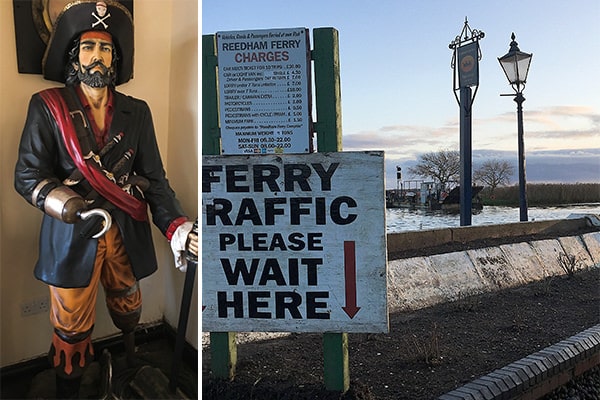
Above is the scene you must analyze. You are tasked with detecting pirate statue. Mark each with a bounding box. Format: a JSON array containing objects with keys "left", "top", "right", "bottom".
[{"left": 14, "top": 1, "right": 197, "bottom": 397}]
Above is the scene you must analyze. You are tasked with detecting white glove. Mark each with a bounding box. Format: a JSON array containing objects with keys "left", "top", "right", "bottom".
[{"left": 170, "top": 221, "right": 194, "bottom": 272}]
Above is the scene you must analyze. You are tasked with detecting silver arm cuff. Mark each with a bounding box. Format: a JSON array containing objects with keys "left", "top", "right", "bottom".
[
  {"left": 43, "top": 186, "right": 81, "bottom": 221},
  {"left": 31, "top": 178, "right": 54, "bottom": 206}
]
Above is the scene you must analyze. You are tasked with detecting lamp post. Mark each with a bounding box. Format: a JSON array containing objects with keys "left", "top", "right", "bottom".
[{"left": 498, "top": 33, "right": 532, "bottom": 222}]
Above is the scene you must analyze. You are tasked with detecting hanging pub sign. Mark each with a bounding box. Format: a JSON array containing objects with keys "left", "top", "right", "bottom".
[
  {"left": 201, "top": 151, "right": 389, "bottom": 333},
  {"left": 216, "top": 28, "right": 312, "bottom": 155},
  {"left": 457, "top": 41, "right": 479, "bottom": 88}
]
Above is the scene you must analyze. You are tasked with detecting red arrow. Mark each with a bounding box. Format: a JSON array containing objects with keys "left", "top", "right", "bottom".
[{"left": 342, "top": 241, "right": 361, "bottom": 318}]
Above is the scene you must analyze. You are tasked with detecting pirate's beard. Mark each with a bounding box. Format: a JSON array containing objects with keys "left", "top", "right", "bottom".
[{"left": 77, "top": 61, "right": 114, "bottom": 88}]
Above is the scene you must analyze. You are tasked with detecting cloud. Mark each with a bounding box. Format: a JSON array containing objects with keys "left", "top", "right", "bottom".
[
  {"left": 482, "top": 106, "right": 600, "bottom": 144},
  {"left": 343, "top": 104, "right": 600, "bottom": 161},
  {"left": 339, "top": 103, "right": 599, "bottom": 187},
  {"left": 342, "top": 123, "right": 458, "bottom": 160}
]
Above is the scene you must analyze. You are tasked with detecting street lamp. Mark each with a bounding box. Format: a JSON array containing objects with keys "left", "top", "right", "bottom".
[{"left": 498, "top": 32, "right": 532, "bottom": 222}]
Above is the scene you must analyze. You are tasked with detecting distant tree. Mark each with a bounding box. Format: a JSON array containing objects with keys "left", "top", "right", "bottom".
[
  {"left": 408, "top": 149, "right": 460, "bottom": 188},
  {"left": 474, "top": 159, "right": 514, "bottom": 194}
]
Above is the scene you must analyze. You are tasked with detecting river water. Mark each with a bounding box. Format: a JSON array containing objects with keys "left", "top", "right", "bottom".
[{"left": 386, "top": 204, "right": 600, "bottom": 233}]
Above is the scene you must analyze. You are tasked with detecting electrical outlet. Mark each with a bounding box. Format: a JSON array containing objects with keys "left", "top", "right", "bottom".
[
  {"left": 35, "top": 296, "right": 50, "bottom": 313},
  {"left": 20, "top": 301, "right": 36, "bottom": 317},
  {"left": 20, "top": 296, "right": 50, "bottom": 317}
]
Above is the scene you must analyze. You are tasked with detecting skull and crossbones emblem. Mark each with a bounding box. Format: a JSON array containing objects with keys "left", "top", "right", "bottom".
[{"left": 91, "top": 1, "right": 111, "bottom": 29}]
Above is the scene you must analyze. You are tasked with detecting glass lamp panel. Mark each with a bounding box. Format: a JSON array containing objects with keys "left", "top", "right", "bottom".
[
  {"left": 499, "top": 55, "right": 519, "bottom": 84},
  {"left": 515, "top": 53, "right": 532, "bottom": 82}
]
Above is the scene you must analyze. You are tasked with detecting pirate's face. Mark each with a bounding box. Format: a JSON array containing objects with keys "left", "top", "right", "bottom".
[
  {"left": 75, "top": 31, "right": 115, "bottom": 88},
  {"left": 78, "top": 31, "right": 113, "bottom": 71}
]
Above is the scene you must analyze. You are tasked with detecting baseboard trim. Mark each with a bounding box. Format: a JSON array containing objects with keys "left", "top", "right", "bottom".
[{"left": 0, "top": 320, "right": 197, "bottom": 380}]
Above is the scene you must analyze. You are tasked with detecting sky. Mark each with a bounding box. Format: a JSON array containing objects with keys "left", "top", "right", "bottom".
[{"left": 201, "top": 0, "right": 600, "bottom": 187}]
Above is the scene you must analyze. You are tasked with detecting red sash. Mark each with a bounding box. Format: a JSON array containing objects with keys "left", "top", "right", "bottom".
[{"left": 39, "top": 88, "right": 148, "bottom": 222}]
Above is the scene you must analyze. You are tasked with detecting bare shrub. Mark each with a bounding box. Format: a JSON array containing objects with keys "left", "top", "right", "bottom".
[
  {"left": 451, "top": 289, "right": 481, "bottom": 312},
  {"left": 557, "top": 252, "right": 584, "bottom": 277},
  {"left": 409, "top": 323, "right": 442, "bottom": 365}
]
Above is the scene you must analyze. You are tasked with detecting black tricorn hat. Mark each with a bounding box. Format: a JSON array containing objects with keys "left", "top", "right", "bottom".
[{"left": 42, "top": 0, "right": 134, "bottom": 85}]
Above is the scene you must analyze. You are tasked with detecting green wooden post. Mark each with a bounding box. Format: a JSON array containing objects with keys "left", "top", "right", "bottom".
[
  {"left": 209, "top": 331, "right": 237, "bottom": 379},
  {"left": 323, "top": 333, "right": 349, "bottom": 390},
  {"left": 202, "top": 34, "right": 238, "bottom": 380},
  {"left": 313, "top": 28, "right": 343, "bottom": 153},
  {"left": 202, "top": 34, "right": 221, "bottom": 155},
  {"left": 312, "top": 27, "right": 349, "bottom": 393}
]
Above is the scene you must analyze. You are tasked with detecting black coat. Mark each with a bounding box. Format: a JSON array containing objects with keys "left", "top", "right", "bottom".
[{"left": 14, "top": 86, "right": 187, "bottom": 288}]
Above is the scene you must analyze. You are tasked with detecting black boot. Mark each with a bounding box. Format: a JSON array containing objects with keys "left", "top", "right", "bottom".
[
  {"left": 123, "top": 331, "right": 137, "bottom": 367},
  {"left": 55, "top": 375, "right": 81, "bottom": 399}
]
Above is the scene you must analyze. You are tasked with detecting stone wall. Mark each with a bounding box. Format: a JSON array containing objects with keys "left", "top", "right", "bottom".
[{"left": 387, "top": 217, "right": 600, "bottom": 312}]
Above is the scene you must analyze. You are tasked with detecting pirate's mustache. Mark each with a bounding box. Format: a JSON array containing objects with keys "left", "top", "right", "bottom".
[{"left": 80, "top": 60, "right": 110, "bottom": 74}]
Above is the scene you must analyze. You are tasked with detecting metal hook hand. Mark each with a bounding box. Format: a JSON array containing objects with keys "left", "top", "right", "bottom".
[{"left": 79, "top": 208, "right": 112, "bottom": 238}]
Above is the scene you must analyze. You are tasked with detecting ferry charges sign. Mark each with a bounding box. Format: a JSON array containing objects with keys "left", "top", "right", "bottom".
[
  {"left": 216, "top": 28, "right": 312, "bottom": 155},
  {"left": 202, "top": 152, "right": 388, "bottom": 333}
]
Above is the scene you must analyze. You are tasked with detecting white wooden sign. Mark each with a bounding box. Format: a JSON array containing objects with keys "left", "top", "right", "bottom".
[
  {"left": 216, "top": 28, "right": 312, "bottom": 155},
  {"left": 202, "top": 151, "right": 388, "bottom": 333}
]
